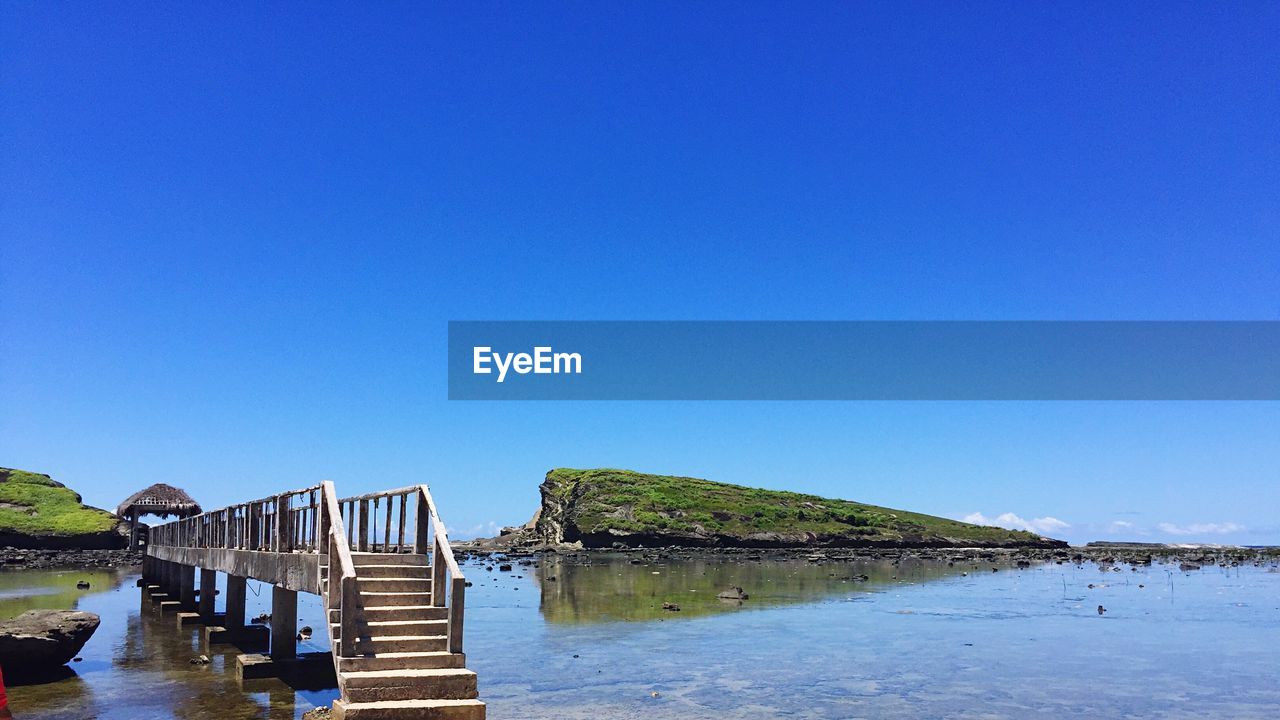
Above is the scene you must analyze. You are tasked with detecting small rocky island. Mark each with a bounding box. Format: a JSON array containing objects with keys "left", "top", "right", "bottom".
[
  {"left": 0, "top": 467, "right": 129, "bottom": 550},
  {"left": 488, "top": 468, "right": 1067, "bottom": 550}
]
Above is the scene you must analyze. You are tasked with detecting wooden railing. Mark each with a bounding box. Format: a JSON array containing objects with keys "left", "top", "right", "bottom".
[
  {"left": 149, "top": 485, "right": 323, "bottom": 552},
  {"left": 147, "top": 480, "right": 468, "bottom": 655},
  {"left": 337, "top": 484, "right": 467, "bottom": 654}
]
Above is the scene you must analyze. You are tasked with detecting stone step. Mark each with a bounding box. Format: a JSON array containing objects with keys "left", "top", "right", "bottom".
[
  {"left": 336, "top": 633, "right": 449, "bottom": 654},
  {"left": 358, "top": 578, "right": 433, "bottom": 593},
  {"left": 341, "top": 668, "right": 477, "bottom": 702},
  {"left": 359, "top": 592, "right": 434, "bottom": 607},
  {"left": 351, "top": 553, "right": 430, "bottom": 567},
  {"left": 324, "top": 564, "right": 432, "bottom": 579},
  {"left": 364, "top": 620, "right": 448, "bottom": 638},
  {"left": 332, "top": 698, "right": 485, "bottom": 720},
  {"left": 337, "top": 651, "right": 466, "bottom": 673},
  {"left": 331, "top": 606, "right": 448, "bottom": 624}
]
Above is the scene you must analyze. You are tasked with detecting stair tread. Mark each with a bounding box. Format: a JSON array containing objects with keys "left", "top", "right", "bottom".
[
  {"left": 348, "top": 651, "right": 461, "bottom": 659},
  {"left": 367, "top": 620, "right": 446, "bottom": 627},
  {"left": 342, "top": 668, "right": 476, "bottom": 680},
  {"left": 337, "top": 700, "right": 484, "bottom": 708}
]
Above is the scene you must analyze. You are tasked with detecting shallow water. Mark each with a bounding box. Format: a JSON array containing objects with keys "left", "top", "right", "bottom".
[{"left": 4, "top": 555, "right": 1279, "bottom": 719}]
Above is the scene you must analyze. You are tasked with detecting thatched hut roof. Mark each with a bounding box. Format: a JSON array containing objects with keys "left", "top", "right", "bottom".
[{"left": 116, "top": 483, "right": 202, "bottom": 519}]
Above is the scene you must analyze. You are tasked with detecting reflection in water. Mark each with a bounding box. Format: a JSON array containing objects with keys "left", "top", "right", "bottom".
[
  {"left": 5, "top": 556, "right": 1280, "bottom": 719},
  {"left": 0, "top": 568, "right": 133, "bottom": 617},
  {"left": 464, "top": 554, "right": 1280, "bottom": 719},
  {"left": 537, "top": 554, "right": 977, "bottom": 623},
  {"left": 2, "top": 569, "right": 334, "bottom": 720}
]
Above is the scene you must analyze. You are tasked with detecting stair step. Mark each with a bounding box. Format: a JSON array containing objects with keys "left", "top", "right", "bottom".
[
  {"left": 337, "top": 651, "right": 466, "bottom": 673},
  {"left": 324, "top": 564, "right": 433, "bottom": 579},
  {"left": 341, "top": 668, "right": 477, "bottom": 702},
  {"left": 356, "top": 578, "right": 432, "bottom": 593},
  {"left": 366, "top": 620, "right": 448, "bottom": 637},
  {"left": 360, "top": 592, "right": 434, "bottom": 607},
  {"left": 332, "top": 606, "right": 448, "bottom": 624},
  {"left": 331, "top": 622, "right": 443, "bottom": 641},
  {"left": 351, "top": 552, "right": 430, "bottom": 566},
  {"left": 332, "top": 698, "right": 484, "bottom": 720},
  {"left": 337, "top": 634, "right": 449, "bottom": 653}
]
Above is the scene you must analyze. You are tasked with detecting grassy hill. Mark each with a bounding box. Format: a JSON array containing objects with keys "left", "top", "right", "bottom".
[
  {"left": 0, "top": 468, "right": 124, "bottom": 548},
  {"left": 536, "top": 468, "right": 1064, "bottom": 548}
]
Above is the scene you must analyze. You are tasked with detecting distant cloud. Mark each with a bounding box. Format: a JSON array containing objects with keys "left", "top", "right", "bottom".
[
  {"left": 963, "top": 511, "right": 1070, "bottom": 535},
  {"left": 1106, "top": 520, "right": 1138, "bottom": 534},
  {"left": 1156, "top": 521, "right": 1244, "bottom": 536},
  {"left": 462, "top": 520, "right": 501, "bottom": 539}
]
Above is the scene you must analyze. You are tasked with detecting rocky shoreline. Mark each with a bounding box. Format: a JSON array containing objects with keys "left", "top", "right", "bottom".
[
  {"left": 0, "top": 547, "right": 143, "bottom": 570},
  {"left": 454, "top": 538, "right": 1279, "bottom": 569}
]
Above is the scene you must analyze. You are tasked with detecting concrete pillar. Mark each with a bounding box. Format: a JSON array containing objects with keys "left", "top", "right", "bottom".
[
  {"left": 162, "top": 560, "right": 177, "bottom": 594},
  {"left": 270, "top": 587, "right": 298, "bottom": 661},
  {"left": 198, "top": 568, "right": 216, "bottom": 620},
  {"left": 178, "top": 564, "right": 196, "bottom": 609},
  {"left": 225, "top": 575, "right": 247, "bottom": 628}
]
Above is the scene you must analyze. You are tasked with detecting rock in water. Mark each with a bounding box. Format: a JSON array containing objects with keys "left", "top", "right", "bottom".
[
  {"left": 0, "top": 610, "right": 100, "bottom": 673},
  {"left": 717, "top": 586, "right": 749, "bottom": 600}
]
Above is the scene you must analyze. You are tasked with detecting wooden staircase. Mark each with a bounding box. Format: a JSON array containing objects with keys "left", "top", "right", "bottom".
[{"left": 320, "top": 484, "right": 485, "bottom": 720}]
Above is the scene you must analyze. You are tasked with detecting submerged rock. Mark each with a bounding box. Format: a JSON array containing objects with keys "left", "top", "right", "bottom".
[{"left": 0, "top": 609, "right": 100, "bottom": 673}]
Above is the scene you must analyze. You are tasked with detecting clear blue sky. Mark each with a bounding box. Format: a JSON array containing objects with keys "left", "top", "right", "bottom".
[{"left": 2, "top": 2, "right": 1277, "bottom": 545}]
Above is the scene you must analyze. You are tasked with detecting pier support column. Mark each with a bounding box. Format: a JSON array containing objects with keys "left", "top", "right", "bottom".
[
  {"left": 270, "top": 587, "right": 297, "bottom": 661},
  {"left": 163, "top": 560, "right": 177, "bottom": 594},
  {"left": 178, "top": 564, "right": 196, "bottom": 609},
  {"left": 225, "top": 575, "right": 247, "bottom": 628},
  {"left": 198, "top": 568, "right": 217, "bottom": 620}
]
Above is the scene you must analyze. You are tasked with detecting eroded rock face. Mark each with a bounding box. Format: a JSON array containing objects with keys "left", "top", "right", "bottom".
[{"left": 0, "top": 609, "right": 100, "bottom": 673}]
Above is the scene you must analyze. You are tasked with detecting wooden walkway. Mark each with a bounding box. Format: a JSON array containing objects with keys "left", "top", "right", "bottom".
[{"left": 146, "top": 481, "right": 484, "bottom": 720}]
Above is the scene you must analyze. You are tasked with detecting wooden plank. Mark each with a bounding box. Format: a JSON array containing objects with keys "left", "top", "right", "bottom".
[
  {"left": 357, "top": 499, "right": 370, "bottom": 552},
  {"left": 276, "top": 494, "right": 290, "bottom": 553},
  {"left": 383, "top": 496, "right": 392, "bottom": 552},
  {"left": 397, "top": 492, "right": 407, "bottom": 552}
]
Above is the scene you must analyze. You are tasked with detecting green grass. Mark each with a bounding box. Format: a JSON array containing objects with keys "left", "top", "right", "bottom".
[
  {"left": 0, "top": 468, "right": 119, "bottom": 536},
  {"left": 544, "top": 468, "right": 1053, "bottom": 545}
]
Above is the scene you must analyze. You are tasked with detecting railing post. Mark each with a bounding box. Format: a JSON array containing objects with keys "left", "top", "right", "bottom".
[
  {"left": 449, "top": 576, "right": 465, "bottom": 654},
  {"left": 432, "top": 535, "right": 447, "bottom": 608},
  {"left": 248, "top": 502, "right": 260, "bottom": 551},
  {"left": 414, "top": 489, "right": 430, "bottom": 554},
  {"left": 340, "top": 574, "right": 358, "bottom": 658},
  {"left": 358, "top": 499, "right": 370, "bottom": 552},
  {"left": 276, "top": 494, "right": 291, "bottom": 553}
]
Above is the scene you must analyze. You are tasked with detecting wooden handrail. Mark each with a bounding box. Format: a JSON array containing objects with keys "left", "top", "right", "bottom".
[
  {"left": 415, "top": 484, "right": 466, "bottom": 653},
  {"left": 420, "top": 484, "right": 463, "bottom": 578},
  {"left": 320, "top": 481, "right": 359, "bottom": 658},
  {"left": 149, "top": 484, "right": 323, "bottom": 552}
]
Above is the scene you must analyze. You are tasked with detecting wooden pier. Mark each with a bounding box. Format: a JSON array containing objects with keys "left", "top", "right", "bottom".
[{"left": 145, "top": 480, "right": 484, "bottom": 719}]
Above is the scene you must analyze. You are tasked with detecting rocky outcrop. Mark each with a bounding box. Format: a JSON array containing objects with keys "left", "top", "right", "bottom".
[
  {"left": 0, "top": 609, "right": 100, "bottom": 674},
  {"left": 534, "top": 468, "right": 1068, "bottom": 550},
  {"left": 0, "top": 467, "right": 130, "bottom": 549}
]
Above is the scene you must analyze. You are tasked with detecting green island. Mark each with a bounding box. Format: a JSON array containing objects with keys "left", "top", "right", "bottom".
[
  {"left": 0, "top": 467, "right": 125, "bottom": 548},
  {"left": 535, "top": 468, "right": 1064, "bottom": 548}
]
